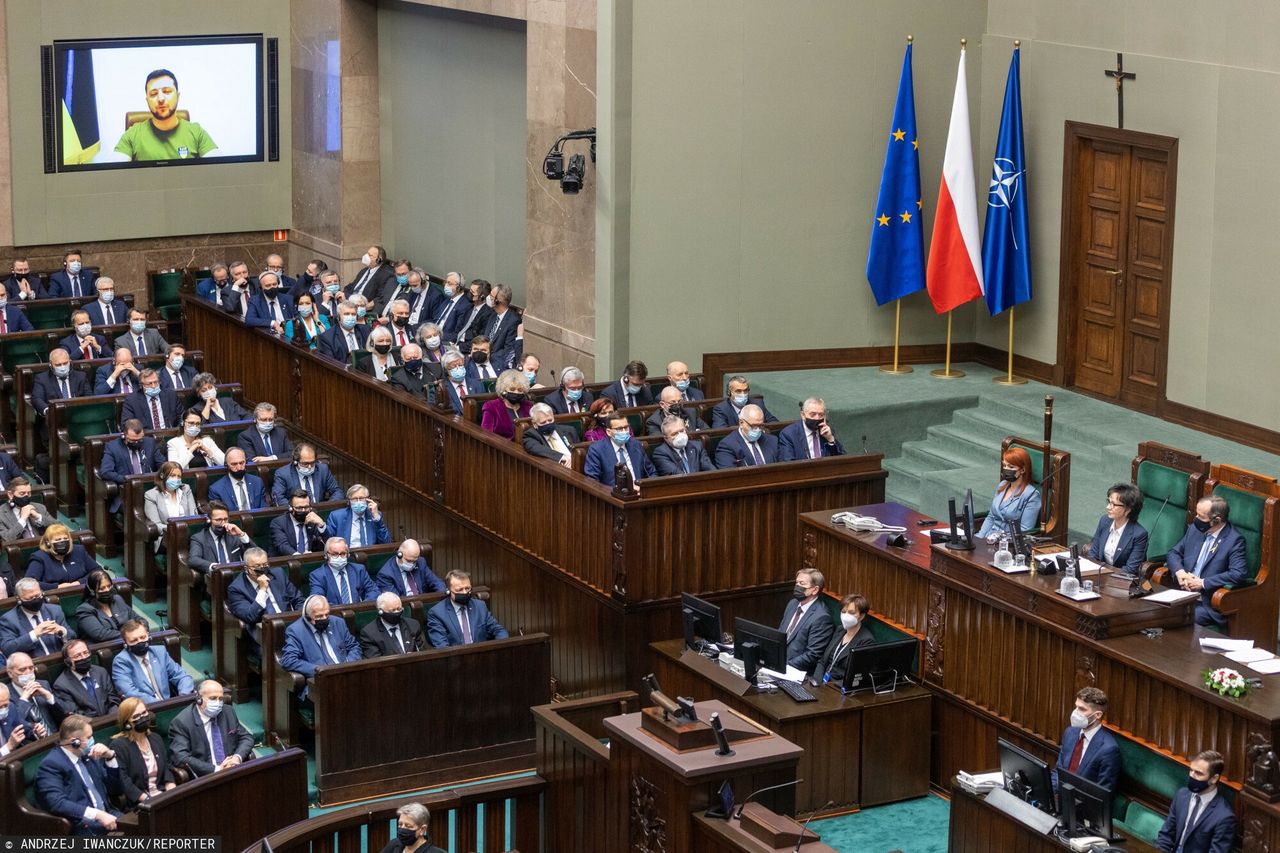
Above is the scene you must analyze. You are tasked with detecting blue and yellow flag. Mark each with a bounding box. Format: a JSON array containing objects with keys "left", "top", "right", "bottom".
[
  {"left": 982, "top": 47, "right": 1032, "bottom": 316},
  {"left": 866, "top": 42, "right": 925, "bottom": 306},
  {"left": 61, "top": 49, "right": 100, "bottom": 166}
]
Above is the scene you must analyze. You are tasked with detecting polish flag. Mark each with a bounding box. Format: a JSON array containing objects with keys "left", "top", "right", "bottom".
[{"left": 926, "top": 45, "right": 985, "bottom": 313}]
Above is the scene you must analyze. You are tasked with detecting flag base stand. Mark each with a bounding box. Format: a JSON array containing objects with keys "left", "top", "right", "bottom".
[
  {"left": 879, "top": 365, "right": 914, "bottom": 375},
  {"left": 993, "top": 374, "right": 1028, "bottom": 386},
  {"left": 930, "top": 367, "right": 965, "bottom": 379},
  {"left": 879, "top": 300, "right": 913, "bottom": 375},
  {"left": 992, "top": 308, "right": 1027, "bottom": 385}
]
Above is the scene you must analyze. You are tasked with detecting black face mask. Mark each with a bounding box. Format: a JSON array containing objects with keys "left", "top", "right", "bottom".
[
  {"left": 20, "top": 595, "right": 44, "bottom": 613},
  {"left": 803, "top": 417, "right": 824, "bottom": 432},
  {"left": 396, "top": 828, "right": 420, "bottom": 847},
  {"left": 262, "top": 289, "right": 278, "bottom": 300},
  {"left": 392, "top": 316, "right": 409, "bottom": 328},
  {"left": 536, "top": 423, "right": 557, "bottom": 437},
  {"left": 97, "top": 589, "right": 115, "bottom": 604},
  {"left": 71, "top": 657, "right": 93, "bottom": 675},
  {"left": 503, "top": 392, "right": 527, "bottom": 405},
  {"left": 131, "top": 713, "right": 154, "bottom": 733},
  {"left": 1000, "top": 468, "right": 1018, "bottom": 482},
  {"left": 292, "top": 510, "right": 311, "bottom": 522},
  {"left": 312, "top": 617, "right": 330, "bottom": 633},
  {"left": 52, "top": 540, "right": 71, "bottom": 556},
  {"left": 127, "top": 640, "right": 150, "bottom": 657},
  {"left": 452, "top": 592, "right": 471, "bottom": 607},
  {"left": 471, "top": 351, "right": 489, "bottom": 365},
  {"left": 228, "top": 468, "right": 245, "bottom": 481},
  {"left": 1187, "top": 775, "right": 1211, "bottom": 793},
  {"left": 792, "top": 585, "right": 808, "bottom": 601},
  {"left": 1194, "top": 517, "right": 1212, "bottom": 533},
  {"left": 381, "top": 610, "right": 403, "bottom": 626},
  {"left": 125, "top": 439, "right": 143, "bottom": 451},
  {"left": 374, "top": 343, "right": 392, "bottom": 355},
  {"left": 11, "top": 494, "right": 30, "bottom": 507}
]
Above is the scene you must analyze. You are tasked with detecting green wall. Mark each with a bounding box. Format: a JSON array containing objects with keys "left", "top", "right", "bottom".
[
  {"left": 6, "top": 0, "right": 291, "bottom": 246},
  {"left": 377, "top": 1, "right": 527, "bottom": 296}
]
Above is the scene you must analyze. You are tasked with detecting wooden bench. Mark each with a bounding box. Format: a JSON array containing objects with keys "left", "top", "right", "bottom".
[
  {"left": 568, "top": 419, "right": 796, "bottom": 474},
  {"left": 5, "top": 530, "right": 98, "bottom": 587}
]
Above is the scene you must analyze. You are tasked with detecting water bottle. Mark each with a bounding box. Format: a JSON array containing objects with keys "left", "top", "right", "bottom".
[{"left": 994, "top": 535, "right": 1013, "bottom": 569}]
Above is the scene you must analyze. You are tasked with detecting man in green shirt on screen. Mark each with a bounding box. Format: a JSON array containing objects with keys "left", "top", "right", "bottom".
[{"left": 113, "top": 68, "right": 218, "bottom": 161}]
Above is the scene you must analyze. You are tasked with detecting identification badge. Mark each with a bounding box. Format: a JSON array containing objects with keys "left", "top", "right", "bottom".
[
  {"left": 178, "top": 146, "right": 189, "bottom": 158},
  {"left": 822, "top": 672, "right": 831, "bottom": 684}
]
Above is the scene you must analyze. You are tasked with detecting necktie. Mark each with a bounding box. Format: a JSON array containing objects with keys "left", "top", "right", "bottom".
[
  {"left": 437, "top": 300, "right": 454, "bottom": 327},
  {"left": 263, "top": 433, "right": 273, "bottom": 456},
  {"left": 1068, "top": 732, "right": 1086, "bottom": 773},
  {"left": 336, "top": 569, "right": 351, "bottom": 604},
  {"left": 59, "top": 378, "right": 69, "bottom": 399},
  {"left": 150, "top": 398, "right": 163, "bottom": 429},
  {"left": 785, "top": 604, "right": 804, "bottom": 638},
  {"left": 488, "top": 315, "right": 500, "bottom": 337},
  {"left": 172, "top": 371, "right": 184, "bottom": 390},
  {"left": 302, "top": 475, "right": 314, "bottom": 501},
  {"left": 136, "top": 335, "right": 146, "bottom": 356},
  {"left": 1, "top": 312, "right": 7, "bottom": 334},
  {"left": 240, "top": 293, "right": 248, "bottom": 316},
  {"left": 31, "top": 613, "right": 51, "bottom": 654},
  {"left": 74, "top": 759, "right": 105, "bottom": 811},
  {"left": 21, "top": 510, "right": 34, "bottom": 538},
  {"left": 131, "top": 450, "right": 142, "bottom": 475},
  {"left": 269, "top": 300, "right": 281, "bottom": 322},
  {"left": 296, "top": 524, "right": 306, "bottom": 554},
  {"left": 459, "top": 607, "right": 472, "bottom": 644},
  {"left": 811, "top": 430, "right": 822, "bottom": 459},
  {"left": 71, "top": 275, "right": 80, "bottom": 296},
  {"left": 392, "top": 626, "right": 405, "bottom": 654},
  {"left": 120, "top": 375, "right": 132, "bottom": 394},
  {"left": 397, "top": 330, "right": 406, "bottom": 345},
  {"left": 82, "top": 341, "right": 91, "bottom": 359},
  {"left": 141, "top": 656, "right": 162, "bottom": 698},
  {"left": 354, "top": 268, "right": 371, "bottom": 295},
  {"left": 346, "top": 333, "right": 356, "bottom": 352},
  {"left": 627, "top": 393, "right": 635, "bottom": 407},
  {"left": 1180, "top": 794, "right": 1202, "bottom": 850},
  {"left": 404, "top": 570, "right": 419, "bottom": 595},
  {"left": 616, "top": 446, "right": 634, "bottom": 479},
  {"left": 681, "top": 451, "right": 691, "bottom": 474},
  {"left": 751, "top": 443, "right": 765, "bottom": 466},
  {"left": 351, "top": 518, "right": 364, "bottom": 548},
  {"left": 456, "top": 383, "right": 466, "bottom": 398},
  {"left": 210, "top": 720, "right": 225, "bottom": 764},
  {"left": 237, "top": 481, "right": 249, "bottom": 511},
  {"left": 321, "top": 633, "right": 338, "bottom": 663},
  {"left": 82, "top": 676, "right": 98, "bottom": 705},
  {"left": 215, "top": 534, "right": 227, "bottom": 564},
  {"left": 1193, "top": 535, "right": 1216, "bottom": 577}
]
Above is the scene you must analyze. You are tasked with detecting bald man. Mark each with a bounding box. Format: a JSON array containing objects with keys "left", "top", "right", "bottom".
[{"left": 375, "top": 539, "right": 446, "bottom": 596}]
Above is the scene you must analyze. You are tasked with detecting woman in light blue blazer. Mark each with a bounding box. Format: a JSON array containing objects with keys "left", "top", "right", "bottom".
[
  {"left": 143, "top": 462, "right": 197, "bottom": 553},
  {"left": 977, "top": 446, "right": 1042, "bottom": 539}
]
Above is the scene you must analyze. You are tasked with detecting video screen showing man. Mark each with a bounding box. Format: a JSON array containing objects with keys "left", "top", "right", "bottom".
[{"left": 113, "top": 69, "right": 218, "bottom": 162}]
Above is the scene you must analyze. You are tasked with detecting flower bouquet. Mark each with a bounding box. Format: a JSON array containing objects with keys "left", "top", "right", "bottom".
[{"left": 1203, "top": 667, "right": 1249, "bottom": 698}]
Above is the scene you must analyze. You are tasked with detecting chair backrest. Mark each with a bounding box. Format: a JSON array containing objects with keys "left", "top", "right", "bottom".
[
  {"left": 149, "top": 271, "right": 185, "bottom": 310},
  {"left": 1207, "top": 463, "right": 1280, "bottom": 584},
  {"left": 1111, "top": 732, "right": 1235, "bottom": 844},
  {"left": 1131, "top": 442, "right": 1210, "bottom": 562},
  {"left": 0, "top": 332, "right": 54, "bottom": 373},
  {"left": 1002, "top": 436, "right": 1070, "bottom": 541}
]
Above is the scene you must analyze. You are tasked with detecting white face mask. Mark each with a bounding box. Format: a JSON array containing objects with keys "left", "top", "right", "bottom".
[
  {"left": 840, "top": 613, "right": 859, "bottom": 630},
  {"left": 201, "top": 388, "right": 218, "bottom": 401},
  {"left": 485, "top": 295, "right": 495, "bottom": 308},
  {"left": 361, "top": 253, "right": 373, "bottom": 267},
  {"left": 1069, "top": 709, "right": 1093, "bottom": 729},
  {"left": 670, "top": 432, "right": 689, "bottom": 450},
  {"left": 424, "top": 336, "right": 441, "bottom": 350}
]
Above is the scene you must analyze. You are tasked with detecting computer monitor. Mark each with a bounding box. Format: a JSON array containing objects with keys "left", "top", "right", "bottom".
[
  {"left": 838, "top": 637, "right": 919, "bottom": 694},
  {"left": 1058, "top": 767, "right": 1114, "bottom": 840},
  {"left": 681, "top": 593, "right": 723, "bottom": 652},
  {"left": 998, "top": 737, "right": 1055, "bottom": 814},
  {"left": 946, "top": 490, "right": 977, "bottom": 551},
  {"left": 733, "top": 617, "right": 788, "bottom": 685}
]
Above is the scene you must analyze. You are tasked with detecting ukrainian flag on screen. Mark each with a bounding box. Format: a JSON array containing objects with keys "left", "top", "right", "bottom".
[{"left": 61, "top": 49, "right": 100, "bottom": 165}]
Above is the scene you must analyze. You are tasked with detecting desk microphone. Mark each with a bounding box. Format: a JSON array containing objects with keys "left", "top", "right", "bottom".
[
  {"left": 709, "top": 712, "right": 734, "bottom": 757},
  {"left": 794, "top": 801, "right": 834, "bottom": 852},
  {"left": 734, "top": 778, "right": 803, "bottom": 820}
]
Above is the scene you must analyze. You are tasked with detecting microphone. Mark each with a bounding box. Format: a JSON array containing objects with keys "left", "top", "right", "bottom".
[
  {"left": 794, "top": 801, "right": 834, "bottom": 852},
  {"left": 861, "top": 434, "right": 868, "bottom": 454},
  {"left": 734, "top": 778, "right": 803, "bottom": 820},
  {"left": 709, "top": 712, "right": 734, "bottom": 757}
]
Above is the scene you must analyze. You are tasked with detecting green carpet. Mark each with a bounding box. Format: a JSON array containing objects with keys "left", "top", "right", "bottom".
[{"left": 814, "top": 794, "right": 950, "bottom": 853}]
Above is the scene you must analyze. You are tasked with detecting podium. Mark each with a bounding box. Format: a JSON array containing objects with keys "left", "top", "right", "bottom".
[{"left": 603, "top": 699, "right": 804, "bottom": 852}]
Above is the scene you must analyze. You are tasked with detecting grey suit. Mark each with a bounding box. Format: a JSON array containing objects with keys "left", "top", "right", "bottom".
[
  {"left": 0, "top": 502, "right": 55, "bottom": 541},
  {"left": 113, "top": 328, "right": 169, "bottom": 358},
  {"left": 167, "top": 703, "right": 255, "bottom": 777},
  {"left": 143, "top": 486, "right": 198, "bottom": 552}
]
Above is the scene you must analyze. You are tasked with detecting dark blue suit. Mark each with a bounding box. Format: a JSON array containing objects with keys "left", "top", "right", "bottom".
[
  {"left": 99, "top": 437, "right": 166, "bottom": 512},
  {"left": 35, "top": 747, "right": 122, "bottom": 835},
  {"left": 777, "top": 421, "right": 846, "bottom": 461},
  {"left": 3, "top": 274, "right": 46, "bottom": 300},
  {"left": 47, "top": 269, "right": 99, "bottom": 299},
  {"left": 583, "top": 439, "right": 656, "bottom": 487},
  {"left": 426, "top": 597, "right": 508, "bottom": 647},
  {"left": 1166, "top": 522, "right": 1248, "bottom": 629},
  {"left": 244, "top": 292, "right": 297, "bottom": 328},
  {"left": 315, "top": 323, "right": 370, "bottom": 364},
  {"left": 0, "top": 303, "right": 33, "bottom": 333},
  {"left": 375, "top": 555, "right": 445, "bottom": 596},
  {"left": 1053, "top": 726, "right": 1122, "bottom": 793},
  {"left": 281, "top": 617, "right": 361, "bottom": 697},
  {"left": 324, "top": 507, "right": 391, "bottom": 547},
  {"left": 652, "top": 440, "right": 716, "bottom": 476},
  {"left": 600, "top": 379, "right": 654, "bottom": 409},
  {"left": 271, "top": 461, "right": 343, "bottom": 506},
  {"left": 480, "top": 309, "right": 521, "bottom": 368},
  {"left": 0, "top": 449, "right": 25, "bottom": 493},
  {"left": 85, "top": 299, "right": 128, "bottom": 327},
  {"left": 444, "top": 375, "right": 486, "bottom": 415},
  {"left": 32, "top": 370, "right": 89, "bottom": 417},
  {"left": 208, "top": 473, "right": 267, "bottom": 511},
  {"left": 120, "top": 389, "right": 180, "bottom": 431},
  {"left": 543, "top": 387, "right": 594, "bottom": 415},
  {"left": 25, "top": 546, "right": 101, "bottom": 591},
  {"left": 226, "top": 568, "right": 304, "bottom": 630},
  {"left": 0, "top": 602, "right": 76, "bottom": 655},
  {"left": 59, "top": 332, "right": 109, "bottom": 358},
  {"left": 672, "top": 384, "right": 705, "bottom": 402},
  {"left": 1156, "top": 787, "right": 1234, "bottom": 853},
  {"left": 709, "top": 398, "right": 779, "bottom": 429},
  {"left": 1088, "top": 517, "right": 1150, "bottom": 574},
  {"left": 93, "top": 363, "right": 139, "bottom": 396},
  {"left": 435, "top": 294, "right": 471, "bottom": 342},
  {"left": 194, "top": 277, "right": 225, "bottom": 303},
  {"left": 778, "top": 598, "right": 833, "bottom": 672},
  {"left": 157, "top": 364, "right": 197, "bottom": 391},
  {"left": 715, "top": 429, "right": 780, "bottom": 468},
  {"left": 237, "top": 427, "right": 293, "bottom": 460},
  {"left": 308, "top": 562, "right": 379, "bottom": 604},
  {"left": 268, "top": 514, "right": 326, "bottom": 557}
]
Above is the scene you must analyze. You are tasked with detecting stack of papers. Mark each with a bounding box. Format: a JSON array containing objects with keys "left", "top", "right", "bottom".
[
  {"left": 1224, "top": 647, "right": 1273, "bottom": 663},
  {"left": 1199, "top": 637, "right": 1254, "bottom": 652},
  {"left": 956, "top": 770, "right": 1003, "bottom": 794},
  {"left": 1145, "top": 588, "right": 1199, "bottom": 605},
  {"left": 1197, "top": 638, "right": 1280, "bottom": 675}
]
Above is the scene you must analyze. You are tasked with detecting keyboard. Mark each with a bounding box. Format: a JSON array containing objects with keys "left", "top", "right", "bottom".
[{"left": 775, "top": 679, "right": 817, "bottom": 702}]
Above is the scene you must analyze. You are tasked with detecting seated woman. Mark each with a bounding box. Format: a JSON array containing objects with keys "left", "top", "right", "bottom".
[
  {"left": 361, "top": 326, "right": 399, "bottom": 382},
  {"left": 1088, "top": 482, "right": 1150, "bottom": 575},
  {"left": 976, "top": 446, "right": 1042, "bottom": 540},
  {"left": 112, "top": 698, "right": 176, "bottom": 808},
  {"left": 481, "top": 370, "right": 532, "bottom": 440},
  {"left": 194, "top": 372, "right": 250, "bottom": 423},
  {"left": 284, "top": 293, "right": 331, "bottom": 350},
  {"left": 168, "top": 409, "right": 226, "bottom": 469},
  {"left": 144, "top": 462, "right": 197, "bottom": 553},
  {"left": 76, "top": 569, "right": 143, "bottom": 643},
  {"left": 26, "top": 523, "right": 102, "bottom": 590},
  {"left": 811, "top": 594, "right": 877, "bottom": 685},
  {"left": 584, "top": 397, "right": 616, "bottom": 443},
  {"left": 416, "top": 323, "right": 447, "bottom": 364},
  {"left": 381, "top": 802, "right": 447, "bottom": 853}
]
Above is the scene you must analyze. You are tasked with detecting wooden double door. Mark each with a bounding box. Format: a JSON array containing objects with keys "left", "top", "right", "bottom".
[{"left": 1059, "top": 122, "right": 1178, "bottom": 412}]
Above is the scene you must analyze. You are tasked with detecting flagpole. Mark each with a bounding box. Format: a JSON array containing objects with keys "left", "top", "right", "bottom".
[
  {"left": 930, "top": 312, "right": 965, "bottom": 379},
  {"left": 878, "top": 298, "right": 914, "bottom": 374},
  {"left": 993, "top": 306, "right": 1028, "bottom": 385}
]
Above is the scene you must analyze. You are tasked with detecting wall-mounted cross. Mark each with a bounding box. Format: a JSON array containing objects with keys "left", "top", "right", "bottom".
[{"left": 1104, "top": 52, "right": 1136, "bottom": 129}]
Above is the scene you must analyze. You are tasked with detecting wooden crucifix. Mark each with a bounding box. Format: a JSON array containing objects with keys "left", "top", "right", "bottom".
[{"left": 1104, "top": 52, "right": 1136, "bottom": 129}]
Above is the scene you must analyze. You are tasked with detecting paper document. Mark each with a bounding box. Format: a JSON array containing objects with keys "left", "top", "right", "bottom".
[
  {"left": 1145, "top": 588, "right": 1199, "bottom": 605},
  {"left": 1036, "top": 549, "right": 1106, "bottom": 575},
  {"left": 1199, "top": 637, "right": 1255, "bottom": 652},
  {"left": 1225, "top": 647, "right": 1274, "bottom": 663},
  {"left": 1249, "top": 658, "right": 1280, "bottom": 675},
  {"left": 759, "top": 665, "right": 807, "bottom": 683},
  {"left": 990, "top": 561, "right": 1030, "bottom": 574},
  {"left": 957, "top": 770, "right": 1003, "bottom": 788}
]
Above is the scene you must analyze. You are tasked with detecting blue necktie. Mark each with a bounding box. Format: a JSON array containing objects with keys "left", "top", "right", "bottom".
[
  {"left": 1193, "top": 535, "right": 1216, "bottom": 577},
  {"left": 296, "top": 524, "right": 306, "bottom": 554},
  {"left": 681, "top": 451, "right": 690, "bottom": 474},
  {"left": 210, "top": 720, "right": 225, "bottom": 764},
  {"left": 336, "top": 569, "right": 351, "bottom": 604},
  {"left": 75, "top": 759, "right": 105, "bottom": 811},
  {"left": 263, "top": 433, "right": 273, "bottom": 456},
  {"left": 82, "top": 676, "right": 97, "bottom": 704}
]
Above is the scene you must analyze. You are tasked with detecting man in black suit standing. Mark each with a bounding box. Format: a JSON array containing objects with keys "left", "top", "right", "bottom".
[
  {"left": 52, "top": 639, "right": 121, "bottom": 719},
  {"left": 652, "top": 416, "right": 716, "bottom": 476},
  {"left": 32, "top": 349, "right": 90, "bottom": 419},
  {"left": 167, "top": 679, "right": 255, "bottom": 777},
  {"left": 359, "top": 592, "right": 426, "bottom": 657}
]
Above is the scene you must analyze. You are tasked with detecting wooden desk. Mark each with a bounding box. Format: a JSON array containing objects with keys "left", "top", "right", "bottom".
[
  {"left": 604, "top": 700, "right": 802, "bottom": 853},
  {"left": 651, "top": 638, "right": 930, "bottom": 815},
  {"left": 692, "top": 811, "right": 839, "bottom": 853},
  {"left": 948, "top": 782, "right": 1159, "bottom": 852}
]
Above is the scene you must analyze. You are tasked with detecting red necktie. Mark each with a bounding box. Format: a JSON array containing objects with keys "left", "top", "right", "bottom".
[
  {"left": 456, "top": 383, "right": 466, "bottom": 398},
  {"left": 785, "top": 604, "right": 804, "bottom": 638},
  {"left": 398, "top": 330, "right": 406, "bottom": 345},
  {"left": 82, "top": 342, "right": 91, "bottom": 359},
  {"left": 150, "top": 398, "right": 163, "bottom": 429},
  {"left": 0, "top": 312, "right": 7, "bottom": 334},
  {"left": 1068, "top": 733, "right": 1086, "bottom": 773}
]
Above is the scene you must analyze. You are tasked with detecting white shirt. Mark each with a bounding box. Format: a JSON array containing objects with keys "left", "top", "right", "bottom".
[
  {"left": 62, "top": 745, "right": 118, "bottom": 820},
  {"left": 1104, "top": 521, "right": 1127, "bottom": 564}
]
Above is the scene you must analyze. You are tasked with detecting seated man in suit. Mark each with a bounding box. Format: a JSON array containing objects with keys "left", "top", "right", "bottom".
[
  {"left": 544, "top": 366, "right": 594, "bottom": 415},
  {"left": 309, "top": 536, "right": 379, "bottom": 604},
  {"left": 270, "top": 490, "right": 328, "bottom": 556},
  {"left": 390, "top": 343, "right": 443, "bottom": 401},
  {"left": 188, "top": 502, "right": 252, "bottom": 575},
  {"left": 345, "top": 245, "right": 396, "bottom": 310},
  {"left": 375, "top": 538, "right": 445, "bottom": 597},
  {"left": 94, "top": 347, "right": 141, "bottom": 396},
  {"left": 435, "top": 271, "right": 471, "bottom": 342},
  {"left": 710, "top": 375, "right": 780, "bottom": 428},
  {"left": 271, "top": 442, "right": 343, "bottom": 506},
  {"left": 326, "top": 484, "right": 391, "bottom": 548},
  {"left": 481, "top": 283, "right": 521, "bottom": 369},
  {"left": 360, "top": 592, "right": 426, "bottom": 657},
  {"left": 111, "top": 620, "right": 195, "bottom": 701},
  {"left": 1088, "top": 482, "right": 1150, "bottom": 575},
  {"left": 645, "top": 386, "right": 709, "bottom": 436},
  {"left": 33, "top": 349, "right": 91, "bottom": 418},
  {"left": 384, "top": 296, "right": 418, "bottom": 347},
  {"left": 281, "top": 595, "right": 362, "bottom": 698},
  {"left": 245, "top": 271, "right": 297, "bottom": 332},
  {"left": 194, "top": 262, "right": 229, "bottom": 304},
  {"left": 584, "top": 413, "right": 657, "bottom": 488},
  {"left": 715, "top": 404, "right": 780, "bottom": 468},
  {"left": 465, "top": 334, "right": 500, "bottom": 383},
  {"left": 85, "top": 276, "right": 128, "bottom": 326},
  {"left": 35, "top": 714, "right": 123, "bottom": 835},
  {"left": 53, "top": 639, "right": 121, "bottom": 719},
  {"left": 316, "top": 303, "right": 370, "bottom": 364},
  {"left": 157, "top": 344, "right": 196, "bottom": 390},
  {"left": 46, "top": 249, "right": 97, "bottom": 299},
  {"left": 120, "top": 368, "right": 180, "bottom": 431},
  {"left": 99, "top": 420, "right": 167, "bottom": 514},
  {"left": 0, "top": 449, "right": 22, "bottom": 494},
  {"left": 442, "top": 348, "right": 485, "bottom": 415},
  {"left": 779, "top": 569, "right": 834, "bottom": 673},
  {"left": 778, "top": 397, "right": 846, "bottom": 461},
  {"left": 1, "top": 686, "right": 46, "bottom": 756},
  {"left": 652, "top": 416, "right": 716, "bottom": 476},
  {"left": 226, "top": 547, "right": 304, "bottom": 645},
  {"left": 427, "top": 570, "right": 508, "bottom": 648},
  {"left": 220, "top": 261, "right": 254, "bottom": 320},
  {"left": 0, "top": 476, "right": 55, "bottom": 542},
  {"left": 238, "top": 401, "right": 293, "bottom": 462},
  {"left": 209, "top": 448, "right": 267, "bottom": 512},
  {"left": 600, "top": 360, "right": 655, "bottom": 409},
  {"left": 4, "top": 257, "right": 45, "bottom": 301},
  {"left": 666, "top": 360, "right": 705, "bottom": 401},
  {"left": 524, "top": 402, "right": 577, "bottom": 468},
  {"left": 1053, "top": 686, "right": 1122, "bottom": 795},
  {"left": 257, "top": 253, "right": 297, "bottom": 295},
  {"left": 114, "top": 308, "right": 168, "bottom": 357},
  {"left": 168, "top": 679, "right": 255, "bottom": 777},
  {"left": 1166, "top": 495, "right": 1248, "bottom": 629},
  {"left": 6, "top": 651, "right": 65, "bottom": 732},
  {"left": 60, "top": 310, "right": 109, "bottom": 361},
  {"left": 1156, "top": 749, "right": 1234, "bottom": 853},
  {"left": 456, "top": 278, "right": 496, "bottom": 353},
  {"left": 0, "top": 289, "right": 33, "bottom": 333},
  {"left": 1, "top": 578, "right": 75, "bottom": 656}
]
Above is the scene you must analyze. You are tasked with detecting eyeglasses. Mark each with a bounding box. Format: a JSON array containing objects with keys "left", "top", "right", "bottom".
[{"left": 1106, "top": 500, "right": 1125, "bottom": 508}]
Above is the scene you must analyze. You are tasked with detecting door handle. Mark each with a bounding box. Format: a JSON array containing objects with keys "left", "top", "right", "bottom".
[{"left": 1103, "top": 269, "right": 1124, "bottom": 276}]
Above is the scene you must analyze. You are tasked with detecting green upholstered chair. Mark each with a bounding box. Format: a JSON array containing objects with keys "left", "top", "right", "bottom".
[
  {"left": 1205, "top": 464, "right": 1280, "bottom": 649},
  {"left": 1131, "top": 442, "right": 1210, "bottom": 564},
  {"left": 1000, "top": 436, "right": 1071, "bottom": 543},
  {"left": 149, "top": 270, "right": 185, "bottom": 323},
  {"left": 1111, "top": 734, "right": 1234, "bottom": 845}
]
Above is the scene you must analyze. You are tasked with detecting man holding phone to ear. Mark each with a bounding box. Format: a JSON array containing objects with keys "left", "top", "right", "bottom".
[{"left": 779, "top": 397, "right": 845, "bottom": 461}]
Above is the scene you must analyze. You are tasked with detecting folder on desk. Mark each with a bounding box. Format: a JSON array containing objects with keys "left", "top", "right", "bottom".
[{"left": 1145, "top": 588, "right": 1199, "bottom": 605}]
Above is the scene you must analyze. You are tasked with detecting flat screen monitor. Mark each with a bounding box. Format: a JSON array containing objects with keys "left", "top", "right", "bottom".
[
  {"left": 1058, "top": 767, "right": 1114, "bottom": 840},
  {"left": 839, "top": 637, "right": 919, "bottom": 693},
  {"left": 48, "top": 34, "right": 265, "bottom": 171},
  {"left": 681, "top": 592, "right": 723, "bottom": 651},
  {"left": 998, "top": 737, "right": 1055, "bottom": 815},
  {"left": 732, "top": 617, "right": 788, "bottom": 673}
]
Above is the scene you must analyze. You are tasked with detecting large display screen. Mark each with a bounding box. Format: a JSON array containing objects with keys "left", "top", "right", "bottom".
[{"left": 51, "top": 34, "right": 263, "bottom": 171}]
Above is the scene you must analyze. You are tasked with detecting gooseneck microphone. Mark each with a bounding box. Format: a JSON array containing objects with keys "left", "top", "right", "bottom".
[{"left": 794, "top": 801, "right": 835, "bottom": 852}]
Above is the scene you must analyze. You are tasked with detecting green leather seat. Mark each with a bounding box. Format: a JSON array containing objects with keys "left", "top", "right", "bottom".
[{"left": 1135, "top": 459, "right": 1195, "bottom": 562}]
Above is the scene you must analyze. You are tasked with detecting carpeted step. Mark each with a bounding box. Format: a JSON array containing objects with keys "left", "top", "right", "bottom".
[
  {"left": 952, "top": 406, "right": 1104, "bottom": 468},
  {"left": 923, "top": 422, "right": 1002, "bottom": 467},
  {"left": 898, "top": 440, "right": 975, "bottom": 472}
]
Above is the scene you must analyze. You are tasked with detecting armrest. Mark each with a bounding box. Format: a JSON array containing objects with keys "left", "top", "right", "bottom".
[
  {"left": 170, "top": 766, "right": 191, "bottom": 786},
  {"left": 1150, "top": 565, "right": 1176, "bottom": 588}
]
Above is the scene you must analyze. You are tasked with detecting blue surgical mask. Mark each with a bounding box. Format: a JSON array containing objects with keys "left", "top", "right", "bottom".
[
  {"left": 523, "top": 370, "right": 537, "bottom": 385},
  {"left": 675, "top": 379, "right": 690, "bottom": 391},
  {"left": 351, "top": 500, "right": 368, "bottom": 515},
  {"left": 733, "top": 393, "right": 749, "bottom": 406},
  {"left": 449, "top": 366, "right": 467, "bottom": 382},
  {"left": 68, "top": 261, "right": 82, "bottom": 274},
  {"left": 611, "top": 430, "right": 630, "bottom": 446},
  {"left": 746, "top": 427, "right": 763, "bottom": 443},
  {"left": 296, "top": 465, "right": 315, "bottom": 477},
  {"left": 257, "top": 420, "right": 275, "bottom": 433},
  {"left": 298, "top": 304, "right": 313, "bottom": 318},
  {"left": 99, "top": 291, "right": 114, "bottom": 304},
  {"left": 329, "top": 556, "right": 348, "bottom": 569},
  {"left": 566, "top": 388, "right": 583, "bottom": 401},
  {"left": 204, "top": 699, "right": 223, "bottom": 717},
  {"left": 144, "top": 386, "right": 161, "bottom": 398},
  {"left": 396, "top": 274, "right": 409, "bottom": 286},
  {"left": 356, "top": 307, "right": 368, "bottom": 319},
  {"left": 130, "top": 320, "right": 146, "bottom": 334},
  {"left": 53, "top": 364, "right": 71, "bottom": 378},
  {"left": 166, "top": 477, "right": 182, "bottom": 491},
  {"left": 625, "top": 383, "right": 642, "bottom": 395},
  {"left": 169, "top": 355, "right": 184, "bottom": 371},
  {"left": 325, "top": 283, "right": 341, "bottom": 295},
  {"left": 341, "top": 316, "right": 357, "bottom": 330},
  {"left": 184, "top": 425, "right": 202, "bottom": 438},
  {"left": 81, "top": 736, "right": 96, "bottom": 756}
]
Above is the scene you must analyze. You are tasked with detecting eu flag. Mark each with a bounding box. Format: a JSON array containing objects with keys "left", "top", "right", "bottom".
[
  {"left": 982, "top": 47, "right": 1032, "bottom": 316},
  {"left": 866, "top": 43, "right": 925, "bottom": 306}
]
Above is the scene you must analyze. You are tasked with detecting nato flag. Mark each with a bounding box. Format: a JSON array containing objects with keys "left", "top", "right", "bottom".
[
  {"left": 866, "top": 43, "right": 926, "bottom": 307},
  {"left": 982, "top": 47, "right": 1032, "bottom": 316}
]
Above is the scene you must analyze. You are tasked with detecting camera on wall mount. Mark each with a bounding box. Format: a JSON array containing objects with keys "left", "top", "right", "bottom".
[{"left": 542, "top": 128, "right": 596, "bottom": 195}]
